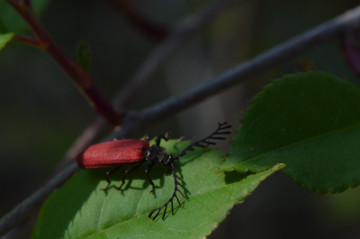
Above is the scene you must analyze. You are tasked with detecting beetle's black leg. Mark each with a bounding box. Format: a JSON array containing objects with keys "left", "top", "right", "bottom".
[
  {"left": 115, "top": 161, "right": 145, "bottom": 191},
  {"left": 177, "top": 122, "right": 232, "bottom": 158},
  {"left": 155, "top": 131, "right": 171, "bottom": 146},
  {"left": 101, "top": 166, "right": 121, "bottom": 193},
  {"left": 145, "top": 162, "right": 156, "bottom": 194},
  {"left": 148, "top": 162, "right": 185, "bottom": 220}
]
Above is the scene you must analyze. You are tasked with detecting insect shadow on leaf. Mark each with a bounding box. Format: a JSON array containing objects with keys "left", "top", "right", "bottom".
[{"left": 80, "top": 122, "right": 232, "bottom": 220}]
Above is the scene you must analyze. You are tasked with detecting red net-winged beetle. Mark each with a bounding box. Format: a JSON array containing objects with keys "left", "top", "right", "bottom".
[{"left": 76, "top": 122, "right": 232, "bottom": 220}]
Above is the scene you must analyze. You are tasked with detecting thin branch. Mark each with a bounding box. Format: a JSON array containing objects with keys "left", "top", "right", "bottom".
[
  {"left": 112, "top": 0, "right": 246, "bottom": 108},
  {"left": 0, "top": 162, "right": 79, "bottom": 236},
  {"left": 13, "top": 34, "right": 42, "bottom": 47},
  {"left": 54, "top": 118, "right": 108, "bottom": 173},
  {"left": 2, "top": 3, "right": 360, "bottom": 237},
  {"left": 24, "top": 0, "right": 32, "bottom": 9},
  {"left": 5, "top": 0, "right": 120, "bottom": 126},
  {"left": 341, "top": 32, "right": 360, "bottom": 79},
  {"left": 108, "top": 0, "right": 168, "bottom": 41}
]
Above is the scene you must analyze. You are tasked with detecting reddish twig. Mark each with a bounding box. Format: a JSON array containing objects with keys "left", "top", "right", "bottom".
[
  {"left": 13, "top": 34, "right": 41, "bottom": 47},
  {"left": 341, "top": 33, "right": 360, "bottom": 79},
  {"left": 23, "top": 0, "right": 32, "bottom": 8},
  {"left": 108, "top": 0, "right": 168, "bottom": 41},
  {"left": 112, "top": 0, "right": 244, "bottom": 108},
  {"left": 6, "top": 0, "right": 120, "bottom": 126}
]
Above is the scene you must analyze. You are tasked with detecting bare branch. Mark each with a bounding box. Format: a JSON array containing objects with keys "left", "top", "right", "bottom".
[
  {"left": 13, "top": 34, "right": 41, "bottom": 47},
  {"left": 112, "top": 0, "right": 246, "bottom": 108},
  {"left": 24, "top": 0, "right": 32, "bottom": 9},
  {"left": 54, "top": 118, "right": 108, "bottom": 173}
]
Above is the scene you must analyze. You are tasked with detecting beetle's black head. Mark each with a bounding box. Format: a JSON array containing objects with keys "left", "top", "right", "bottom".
[{"left": 144, "top": 144, "right": 175, "bottom": 166}]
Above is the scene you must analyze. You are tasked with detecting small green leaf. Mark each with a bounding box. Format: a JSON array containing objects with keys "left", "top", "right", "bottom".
[
  {"left": 76, "top": 41, "right": 92, "bottom": 72},
  {"left": 0, "top": 0, "right": 49, "bottom": 33},
  {"left": 0, "top": 32, "right": 14, "bottom": 52},
  {"left": 223, "top": 72, "right": 360, "bottom": 193},
  {"left": 32, "top": 140, "right": 282, "bottom": 239}
]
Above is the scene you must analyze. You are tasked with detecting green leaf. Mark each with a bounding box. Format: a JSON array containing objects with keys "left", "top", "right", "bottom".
[
  {"left": 222, "top": 72, "right": 360, "bottom": 193},
  {"left": 0, "top": 32, "right": 14, "bottom": 52},
  {"left": 32, "top": 140, "right": 282, "bottom": 239},
  {"left": 76, "top": 41, "right": 92, "bottom": 72},
  {"left": 0, "top": 0, "right": 49, "bottom": 33}
]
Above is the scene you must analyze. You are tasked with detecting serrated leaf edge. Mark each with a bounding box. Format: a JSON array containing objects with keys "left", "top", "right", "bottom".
[{"left": 79, "top": 164, "right": 283, "bottom": 239}]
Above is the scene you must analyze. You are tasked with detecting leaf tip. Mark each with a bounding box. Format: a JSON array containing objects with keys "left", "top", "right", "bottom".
[
  {"left": 273, "top": 163, "right": 286, "bottom": 171},
  {"left": 0, "top": 32, "right": 15, "bottom": 52}
]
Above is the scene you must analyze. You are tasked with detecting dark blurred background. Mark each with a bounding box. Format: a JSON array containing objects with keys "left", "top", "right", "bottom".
[{"left": 1, "top": 0, "right": 360, "bottom": 238}]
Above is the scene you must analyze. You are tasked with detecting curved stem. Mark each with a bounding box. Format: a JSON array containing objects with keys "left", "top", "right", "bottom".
[
  {"left": 112, "top": 0, "right": 245, "bottom": 108},
  {"left": 6, "top": 0, "right": 120, "bottom": 126},
  {"left": 108, "top": 0, "right": 168, "bottom": 41},
  {"left": 13, "top": 34, "right": 41, "bottom": 47}
]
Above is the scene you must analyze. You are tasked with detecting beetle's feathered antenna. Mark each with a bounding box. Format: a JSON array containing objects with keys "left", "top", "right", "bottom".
[
  {"left": 148, "top": 162, "right": 185, "bottom": 220},
  {"left": 148, "top": 122, "right": 232, "bottom": 220},
  {"left": 176, "top": 121, "right": 232, "bottom": 158}
]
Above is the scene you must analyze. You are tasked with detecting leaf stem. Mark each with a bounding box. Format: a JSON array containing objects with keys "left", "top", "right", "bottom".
[
  {"left": 108, "top": 0, "right": 168, "bottom": 41},
  {"left": 6, "top": 0, "right": 120, "bottom": 126},
  {"left": 13, "top": 34, "right": 41, "bottom": 47}
]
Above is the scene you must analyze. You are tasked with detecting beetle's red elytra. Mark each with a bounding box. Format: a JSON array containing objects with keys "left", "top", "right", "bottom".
[
  {"left": 76, "top": 122, "right": 232, "bottom": 220},
  {"left": 77, "top": 139, "right": 149, "bottom": 169}
]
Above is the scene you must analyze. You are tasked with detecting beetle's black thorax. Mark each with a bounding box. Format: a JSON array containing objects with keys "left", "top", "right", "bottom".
[{"left": 145, "top": 145, "right": 174, "bottom": 166}]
